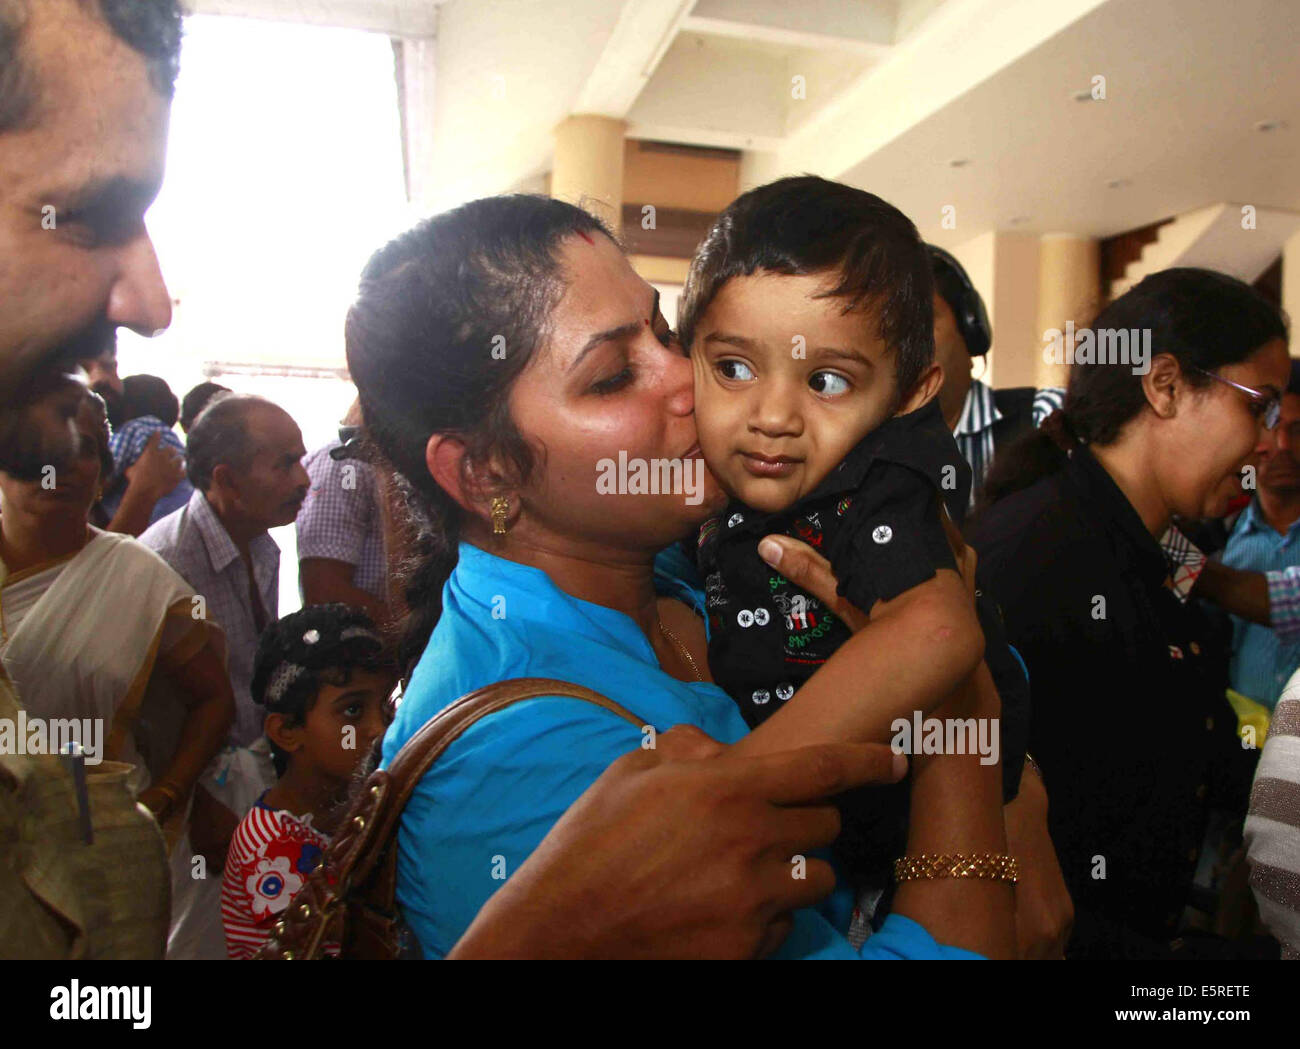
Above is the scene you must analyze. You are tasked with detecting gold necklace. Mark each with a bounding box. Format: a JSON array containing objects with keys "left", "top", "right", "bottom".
[{"left": 657, "top": 619, "right": 703, "bottom": 682}]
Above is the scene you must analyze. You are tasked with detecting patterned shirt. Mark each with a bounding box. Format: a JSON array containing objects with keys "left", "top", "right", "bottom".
[
  {"left": 1160, "top": 523, "right": 1209, "bottom": 603},
  {"left": 1267, "top": 566, "right": 1300, "bottom": 643},
  {"left": 140, "top": 489, "right": 280, "bottom": 746},
  {"left": 100, "top": 415, "right": 195, "bottom": 525},
  {"left": 700, "top": 398, "right": 968, "bottom": 724},
  {"left": 221, "top": 794, "right": 333, "bottom": 959},
  {"left": 698, "top": 398, "right": 1028, "bottom": 893},
  {"left": 953, "top": 381, "right": 1065, "bottom": 509},
  {"left": 296, "top": 439, "right": 387, "bottom": 603},
  {"left": 1222, "top": 499, "right": 1300, "bottom": 708}
]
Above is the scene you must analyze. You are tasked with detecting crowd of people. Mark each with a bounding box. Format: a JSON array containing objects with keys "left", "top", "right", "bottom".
[{"left": 3, "top": 0, "right": 1300, "bottom": 963}]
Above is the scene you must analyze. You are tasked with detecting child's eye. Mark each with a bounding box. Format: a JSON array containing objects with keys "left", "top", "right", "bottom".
[
  {"left": 343, "top": 702, "right": 363, "bottom": 719},
  {"left": 809, "top": 371, "right": 851, "bottom": 397},
  {"left": 718, "top": 360, "right": 756, "bottom": 382}
]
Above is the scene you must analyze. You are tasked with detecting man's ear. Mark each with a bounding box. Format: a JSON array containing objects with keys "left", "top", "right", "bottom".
[
  {"left": 1142, "top": 352, "right": 1182, "bottom": 420},
  {"left": 897, "top": 362, "right": 944, "bottom": 415},
  {"left": 264, "top": 712, "right": 301, "bottom": 759},
  {"left": 210, "top": 462, "right": 237, "bottom": 501}
]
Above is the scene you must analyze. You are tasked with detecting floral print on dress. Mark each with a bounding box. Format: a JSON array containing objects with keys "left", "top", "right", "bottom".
[{"left": 221, "top": 796, "right": 335, "bottom": 958}]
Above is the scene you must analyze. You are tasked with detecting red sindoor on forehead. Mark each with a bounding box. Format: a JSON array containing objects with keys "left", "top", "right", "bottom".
[{"left": 576, "top": 231, "right": 594, "bottom": 245}]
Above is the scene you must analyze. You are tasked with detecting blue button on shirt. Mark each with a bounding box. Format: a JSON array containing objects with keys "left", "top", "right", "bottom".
[
  {"left": 381, "top": 541, "right": 982, "bottom": 960},
  {"left": 1222, "top": 499, "right": 1300, "bottom": 709}
]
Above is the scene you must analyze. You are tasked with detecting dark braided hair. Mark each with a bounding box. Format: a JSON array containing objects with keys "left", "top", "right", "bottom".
[{"left": 251, "top": 604, "right": 393, "bottom": 777}]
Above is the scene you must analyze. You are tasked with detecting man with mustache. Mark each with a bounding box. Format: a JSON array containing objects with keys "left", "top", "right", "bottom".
[
  {"left": 1, "top": 0, "right": 935, "bottom": 962},
  {"left": 0, "top": 0, "right": 183, "bottom": 960}
]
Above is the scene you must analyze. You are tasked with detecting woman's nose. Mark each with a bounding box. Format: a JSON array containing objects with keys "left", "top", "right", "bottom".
[{"left": 664, "top": 345, "right": 695, "bottom": 417}]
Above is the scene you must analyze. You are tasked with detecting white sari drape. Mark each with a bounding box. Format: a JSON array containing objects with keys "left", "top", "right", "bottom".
[{"left": 0, "top": 528, "right": 206, "bottom": 792}]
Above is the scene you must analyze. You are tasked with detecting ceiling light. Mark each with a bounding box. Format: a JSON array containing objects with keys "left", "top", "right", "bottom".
[
  {"left": 949, "top": 158, "right": 970, "bottom": 168},
  {"left": 1106, "top": 178, "right": 1131, "bottom": 189},
  {"left": 1072, "top": 89, "right": 1094, "bottom": 102},
  {"left": 1254, "top": 119, "right": 1288, "bottom": 133}
]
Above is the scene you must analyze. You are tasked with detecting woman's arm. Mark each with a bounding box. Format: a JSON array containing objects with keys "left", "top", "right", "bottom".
[
  {"left": 887, "top": 659, "right": 1017, "bottom": 957},
  {"left": 729, "top": 533, "right": 1016, "bottom": 958},
  {"left": 136, "top": 637, "right": 235, "bottom": 820},
  {"left": 1003, "top": 760, "right": 1074, "bottom": 958}
]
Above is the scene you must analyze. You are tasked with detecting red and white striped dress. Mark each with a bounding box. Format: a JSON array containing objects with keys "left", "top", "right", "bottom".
[{"left": 220, "top": 794, "right": 334, "bottom": 959}]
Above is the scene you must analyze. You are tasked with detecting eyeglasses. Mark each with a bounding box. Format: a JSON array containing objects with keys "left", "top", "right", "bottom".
[{"left": 1189, "top": 367, "right": 1281, "bottom": 429}]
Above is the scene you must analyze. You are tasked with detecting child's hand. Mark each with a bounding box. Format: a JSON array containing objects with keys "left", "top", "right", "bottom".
[{"left": 757, "top": 535, "right": 871, "bottom": 632}]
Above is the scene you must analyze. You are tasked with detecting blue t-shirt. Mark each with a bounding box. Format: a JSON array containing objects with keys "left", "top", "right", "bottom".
[
  {"left": 1222, "top": 499, "right": 1300, "bottom": 708},
  {"left": 381, "top": 541, "right": 983, "bottom": 960}
]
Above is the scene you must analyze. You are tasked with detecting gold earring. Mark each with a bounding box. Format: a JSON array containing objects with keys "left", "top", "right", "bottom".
[{"left": 491, "top": 495, "right": 509, "bottom": 536}]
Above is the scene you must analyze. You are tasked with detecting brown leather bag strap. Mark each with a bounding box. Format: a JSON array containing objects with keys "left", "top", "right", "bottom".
[{"left": 346, "top": 677, "right": 645, "bottom": 889}]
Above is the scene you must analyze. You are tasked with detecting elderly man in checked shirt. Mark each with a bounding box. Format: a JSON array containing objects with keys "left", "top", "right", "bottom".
[{"left": 141, "top": 392, "right": 310, "bottom": 747}]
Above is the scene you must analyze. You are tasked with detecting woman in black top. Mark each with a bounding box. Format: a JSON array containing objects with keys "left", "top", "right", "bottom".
[{"left": 966, "top": 268, "right": 1290, "bottom": 958}]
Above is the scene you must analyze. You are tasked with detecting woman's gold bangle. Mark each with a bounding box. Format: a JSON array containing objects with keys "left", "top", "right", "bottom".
[{"left": 893, "top": 853, "right": 1019, "bottom": 883}]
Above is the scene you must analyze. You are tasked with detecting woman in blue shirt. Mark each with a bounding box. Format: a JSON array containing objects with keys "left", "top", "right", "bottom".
[{"left": 346, "top": 194, "right": 1016, "bottom": 959}]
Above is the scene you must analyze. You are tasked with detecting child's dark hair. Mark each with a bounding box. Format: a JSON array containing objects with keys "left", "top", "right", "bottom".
[
  {"left": 678, "top": 175, "right": 936, "bottom": 399},
  {"left": 180, "top": 381, "right": 230, "bottom": 432},
  {"left": 121, "top": 374, "right": 180, "bottom": 428},
  {"left": 251, "top": 604, "right": 394, "bottom": 776}
]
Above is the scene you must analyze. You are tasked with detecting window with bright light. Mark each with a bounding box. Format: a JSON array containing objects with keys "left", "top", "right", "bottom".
[{"left": 117, "top": 14, "right": 417, "bottom": 614}]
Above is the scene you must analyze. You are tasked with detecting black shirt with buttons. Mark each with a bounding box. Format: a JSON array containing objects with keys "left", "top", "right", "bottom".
[
  {"left": 966, "top": 444, "right": 1241, "bottom": 959},
  {"left": 698, "top": 399, "right": 1030, "bottom": 891}
]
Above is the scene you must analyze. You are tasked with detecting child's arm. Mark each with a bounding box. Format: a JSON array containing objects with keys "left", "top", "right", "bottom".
[{"left": 731, "top": 563, "right": 983, "bottom": 756}]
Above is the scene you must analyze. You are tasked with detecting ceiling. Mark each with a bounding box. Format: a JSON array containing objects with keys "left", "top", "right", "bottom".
[
  {"left": 187, "top": 0, "right": 445, "bottom": 36},
  {"left": 186, "top": 0, "right": 1300, "bottom": 245},
  {"left": 836, "top": 0, "right": 1300, "bottom": 245}
]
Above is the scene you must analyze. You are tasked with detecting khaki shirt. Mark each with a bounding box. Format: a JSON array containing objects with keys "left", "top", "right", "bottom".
[{"left": 0, "top": 668, "right": 168, "bottom": 958}]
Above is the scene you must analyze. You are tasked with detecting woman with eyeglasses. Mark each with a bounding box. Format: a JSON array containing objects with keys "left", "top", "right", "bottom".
[{"left": 965, "top": 267, "right": 1290, "bottom": 959}]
